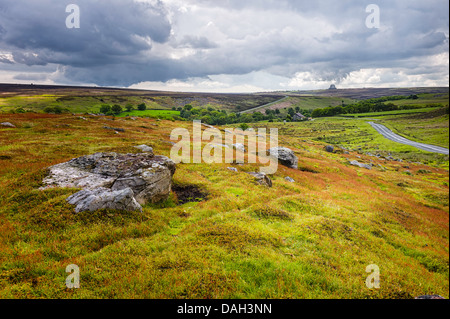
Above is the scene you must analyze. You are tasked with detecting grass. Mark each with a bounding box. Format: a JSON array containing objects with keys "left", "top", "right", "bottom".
[
  {"left": 342, "top": 107, "right": 441, "bottom": 118},
  {"left": 0, "top": 109, "right": 448, "bottom": 299},
  {"left": 117, "top": 109, "right": 180, "bottom": 120}
]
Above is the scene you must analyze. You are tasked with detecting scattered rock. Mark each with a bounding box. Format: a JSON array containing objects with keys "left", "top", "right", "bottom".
[
  {"left": 134, "top": 144, "right": 154, "bottom": 153},
  {"left": 349, "top": 160, "right": 372, "bottom": 170},
  {"left": 285, "top": 176, "right": 295, "bottom": 183},
  {"left": 267, "top": 147, "right": 298, "bottom": 169},
  {"left": 246, "top": 172, "right": 272, "bottom": 187},
  {"left": 41, "top": 152, "right": 176, "bottom": 212},
  {"left": 325, "top": 145, "right": 334, "bottom": 153},
  {"left": 1, "top": 122, "right": 16, "bottom": 128},
  {"left": 227, "top": 167, "right": 238, "bottom": 172},
  {"left": 104, "top": 126, "right": 125, "bottom": 132},
  {"left": 232, "top": 143, "right": 246, "bottom": 153}
]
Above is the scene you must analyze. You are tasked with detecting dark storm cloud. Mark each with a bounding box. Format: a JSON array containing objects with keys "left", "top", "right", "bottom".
[
  {"left": 0, "top": 0, "right": 448, "bottom": 88},
  {"left": 0, "top": 0, "right": 171, "bottom": 67}
]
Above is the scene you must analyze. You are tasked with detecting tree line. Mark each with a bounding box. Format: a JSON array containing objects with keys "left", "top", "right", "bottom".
[
  {"left": 310, "top": 95, "right": 441, "bottom": 117},
  {"left": 175, "top": 104, "right": 311, "bottom": 125}
]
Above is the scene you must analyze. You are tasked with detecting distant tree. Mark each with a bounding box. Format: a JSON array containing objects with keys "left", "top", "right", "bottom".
[
  {"left": 252, "top": 112, "right": 264, "bottom": 121},
  {"left": 100, "top": 104, "right": 111, "bottom": 114},
  {"left": 125, "top": 104, "right": 134, "bottom": 112},
  {"left": 191, "top": 107, "right": 200, "bottom": 115},
  {"left": 111, "top": 104, "right": 123, "bottom": 114},
  {"left": 184, "top": 104, "right": 193, "bottom": 111},
  {"left": 295, "top": 106, "right": 300, "bottom": 112},
  {"left": 275, "top": 109, "right": 280, "bottom": 114},
  {"left": 138, "top": 103, "right": 147, "bottom": 111},
  {"left": 44, "top": 106, "right": 66, "bottom": 114},
  {"left": 287, "top": 107, "right": 295, "bottom": 116},
  {"left": 201, "top": 115, "right": 212, "bottom": 124}
]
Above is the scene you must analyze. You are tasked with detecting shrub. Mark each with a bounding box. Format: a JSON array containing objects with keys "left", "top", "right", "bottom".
[
  {"left": 138, "top": 103, "right": 147, "bottom": 111},
  {"left": 111, "top": 104, "right": 123, "bottom": 114},
  {"left": 100, "top": 104, "right": 111, "bottom": 114},
  {"left": 239, "top": 123, "right": 249, "bottom": 131}
]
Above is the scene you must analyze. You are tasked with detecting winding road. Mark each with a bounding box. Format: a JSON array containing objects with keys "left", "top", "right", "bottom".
[{"left": 368, "top": 122, "right": 449, "bottom": 155}]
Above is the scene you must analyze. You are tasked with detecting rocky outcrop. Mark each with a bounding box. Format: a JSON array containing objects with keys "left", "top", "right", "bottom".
[
  {"left": 267, "top": 147, "right": 298, "bottom": 169},
  {"left": 41, "top": 152, "right": 176, "bottom": 212}
]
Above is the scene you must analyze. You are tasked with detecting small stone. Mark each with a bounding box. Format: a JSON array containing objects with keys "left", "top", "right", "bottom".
[
  {"left": 134, "top": 144, "right": 154, "bottom": 153},
  {"left": 1, "top": 122, "right": 16, "bottom": 128},
  {"left": 325, "top": 145, "right": 334, "bottom": 153},
  {"left": 247, "top": 172, "right": 272, "bottom": 187}
]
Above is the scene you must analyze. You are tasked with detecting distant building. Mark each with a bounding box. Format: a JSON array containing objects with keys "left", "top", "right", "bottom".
[
  {"left": 293, "top": 113, "right": 307, "bottom": 121},
  {"left": 329, "top": 84, "right": 337, "bottom": 90}
]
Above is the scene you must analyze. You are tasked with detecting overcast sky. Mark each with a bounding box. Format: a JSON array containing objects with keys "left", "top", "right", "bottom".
[{"left": 0, "top": 0, "right": 448, "bottom": 92}]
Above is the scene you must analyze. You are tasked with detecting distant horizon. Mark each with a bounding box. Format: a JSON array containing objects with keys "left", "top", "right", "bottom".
[{"left": 0, "top": 82, "right": 449, "bottom": 95}]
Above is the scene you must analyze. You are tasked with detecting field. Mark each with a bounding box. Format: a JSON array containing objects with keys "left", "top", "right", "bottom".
[
  {"left": 0, "top": 84, "right": 284, "bottom": 114},
  {"left": 0, "top": 85, "right": 448, "bottom": 299},
  {"left": 117, "top": 110, "right": 180, "bottom": 120},
  {"left": 342, "top": 107, "right": 441, "bottom": 118}
]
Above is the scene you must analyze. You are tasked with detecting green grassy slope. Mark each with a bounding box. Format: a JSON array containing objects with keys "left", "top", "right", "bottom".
[{"left": 0, "top": 112, "right": 448, "bottom": 299}]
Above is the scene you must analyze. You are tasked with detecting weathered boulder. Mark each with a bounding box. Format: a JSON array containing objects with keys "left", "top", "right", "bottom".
[
  {"left": 66, "top": 187, "right": 142, "bottom": 213},
  {"left": 246, "top": 172, "right": 272, "bottom": 187},
  {"left": 267, "top": 147, "right": 298, "bottom": 169},
  {"left": 41, "top": 152, "right": 176, "bottom": 212}
]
